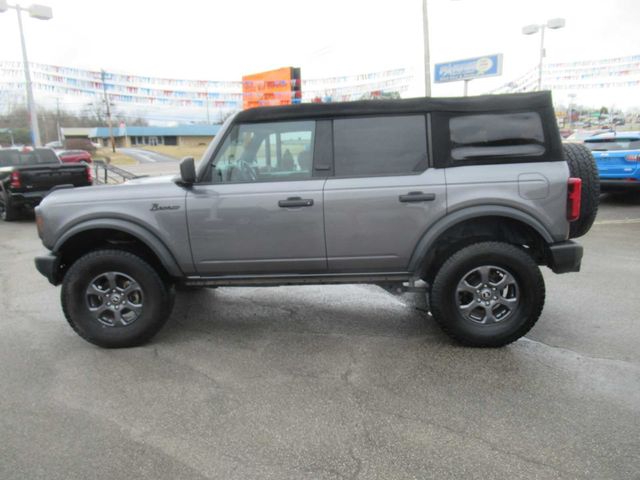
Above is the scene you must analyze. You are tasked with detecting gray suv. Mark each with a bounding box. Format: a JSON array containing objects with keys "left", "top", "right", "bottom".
[{"left": 34, "top": 92, "right": 599, "bottom": 348}]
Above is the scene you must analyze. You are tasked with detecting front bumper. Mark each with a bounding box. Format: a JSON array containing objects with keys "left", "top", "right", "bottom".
[
  {"left": 547, "top": 240, "right": 583, "bottom": 274},
  {"left": 34, "top": 252, "right": 62, "bottom": 285}
]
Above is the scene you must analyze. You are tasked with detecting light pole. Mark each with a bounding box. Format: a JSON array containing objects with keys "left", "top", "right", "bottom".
[
  {"left": 0, "top": 0, "right": 52, "bottom": 147},
  {"left": 522, "top": 18, "right": 565, "bottom": 91},
  {"left": 422, "top": 0, "right": 431, "bottom": 97}
]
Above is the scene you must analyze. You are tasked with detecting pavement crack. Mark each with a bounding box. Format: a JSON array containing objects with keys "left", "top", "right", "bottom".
[
  {"left": 371, "top": 408, "right": 573, "bottom": 477},
  {"left": 348, "top": 447, "right": 363, "bottom": 480},
  {"left": 522, "top": 337, "right": 638, "bottom": 366}
]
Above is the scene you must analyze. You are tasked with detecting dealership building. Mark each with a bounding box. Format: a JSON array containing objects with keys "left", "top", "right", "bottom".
[{"left": 61, "top": 125, "right": 221, "bottom": 148}]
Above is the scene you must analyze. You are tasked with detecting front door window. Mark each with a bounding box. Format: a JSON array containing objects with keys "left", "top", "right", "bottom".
[{"left": 208, "top": 121, "right": 315, "bottom": 183}]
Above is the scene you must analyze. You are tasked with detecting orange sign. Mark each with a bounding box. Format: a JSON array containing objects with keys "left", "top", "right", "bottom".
[{"left": 242, "top": 67, "right": 301, "bottom": 110}]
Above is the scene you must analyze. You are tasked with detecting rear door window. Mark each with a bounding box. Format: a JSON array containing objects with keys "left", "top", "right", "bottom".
[
  {"left": 449, "top": 112, "right": 545, "bottom": 161},
  {"left": 333, "top": 115, "right": 428, "bottom": 176}
]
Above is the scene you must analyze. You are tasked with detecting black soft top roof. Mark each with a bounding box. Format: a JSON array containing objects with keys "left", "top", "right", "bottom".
[{"left": 235, "top": 91, "right": 554, "bottom": 123}]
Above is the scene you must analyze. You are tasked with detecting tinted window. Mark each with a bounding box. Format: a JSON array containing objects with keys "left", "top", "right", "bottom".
[
  {"left": 333, "top": 116, "right": 427, "bottom": 176},
  {"left": 450, "top": 112, "right": 545, "bottom": 161},
  {"left": 0, "top": 149, "right": 60, "bottom": 166},
  {"left": 210, "top": 121, "right": 315, "bottom": 183},
  {"left": 584, "top": 137, "right": 640, "bottom": 151}
]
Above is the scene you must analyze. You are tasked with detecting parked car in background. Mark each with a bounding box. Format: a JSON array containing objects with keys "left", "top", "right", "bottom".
[
  {"left": 564, "top": 130, "right": 594, "bottom": 143},
  {"left": 64, "top": 138, "right": 97, "bottom": 153},
  {"left": 584, "top": 132, "right": 640, "bottom": 191},
  {"left": 58, "top": 149, "right": 92, "bottom": 164},
  {"left": 0, "top": 148, "right": 93, "bottom": 221},
  {"left": 44, "top": 141, "right": 64, "bottom": 150}
]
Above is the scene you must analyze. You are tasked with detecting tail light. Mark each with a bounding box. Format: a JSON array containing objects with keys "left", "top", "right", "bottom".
[
  {"left": 86, "top": 165, "right": 93, "bottom": 184},
  {"left": 10, "top": 171, "right": 21, "bottom": 189},
  {"left": 567, "top": 177, "right": 582, "bottom": 222},
  {"left": 625, "top": 154, "right": 640, "bottom": 162}
]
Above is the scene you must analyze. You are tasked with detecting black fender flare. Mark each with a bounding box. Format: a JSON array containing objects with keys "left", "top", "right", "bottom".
[
  {"left": 407, "top": 205, "right": 555, "bottom": 275},
  {"left": 53, "top": 218, "right": 184, "bottom": 277}
]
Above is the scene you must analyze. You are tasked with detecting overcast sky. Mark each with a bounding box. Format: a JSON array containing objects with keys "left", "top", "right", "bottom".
[{"left": 1, "top": 0, "right": 639, "bottom": 113}]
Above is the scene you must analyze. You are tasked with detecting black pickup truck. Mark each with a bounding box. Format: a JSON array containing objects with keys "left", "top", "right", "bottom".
[{"left": 0, "top": 148, "right": 92, "bottom": 221}]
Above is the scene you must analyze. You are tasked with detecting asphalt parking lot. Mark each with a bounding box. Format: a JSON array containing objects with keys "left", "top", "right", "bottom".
[{"left": 1, "top": 194, "right": 639, "bottom": 480}]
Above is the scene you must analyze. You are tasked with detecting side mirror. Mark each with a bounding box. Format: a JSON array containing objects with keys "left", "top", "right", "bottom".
[{"left": 179, "top": 157, "right": 196, "bottom": 185}]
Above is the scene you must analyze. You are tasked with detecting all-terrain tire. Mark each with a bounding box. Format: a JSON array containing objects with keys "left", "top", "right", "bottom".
[
  {"left": 61, "top": 249, "right": 175, "bottom": 348},
  {"left": 563, "top": 143, "right": 599, "bottom": 238},
  {"left": 430, "top": 242, "right": 545, "bottom": 348}
]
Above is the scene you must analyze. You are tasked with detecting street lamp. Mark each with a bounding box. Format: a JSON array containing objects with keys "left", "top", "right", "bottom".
[
  {"left": 422, "top": 0, "right": 431, "bottom": 97},
  {"left": 0, "top": 0, "right": 53, "bottom": 147},
  {"left": 522, "top": 18, "right": 565, "bottom": 91}
]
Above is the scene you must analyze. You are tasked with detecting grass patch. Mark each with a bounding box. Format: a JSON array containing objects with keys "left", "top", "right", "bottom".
[
  {"left": 141, "top": 145, "right": 209, "bottom": 160},
  {"left": 93, "top": 148, "right": 138, "bottom": 166}
]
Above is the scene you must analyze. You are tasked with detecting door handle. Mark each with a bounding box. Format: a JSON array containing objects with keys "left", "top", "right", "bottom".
[
  {"left": 278, "top": 197, "right": 314, "bottom": 208},
  {"left": 399, "top": 191, "right": 436, "bottom": 203}
]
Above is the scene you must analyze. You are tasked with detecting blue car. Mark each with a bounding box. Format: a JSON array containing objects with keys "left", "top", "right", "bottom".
[{"left": 584, "top": 132, "right": 640, "bottom": 191}]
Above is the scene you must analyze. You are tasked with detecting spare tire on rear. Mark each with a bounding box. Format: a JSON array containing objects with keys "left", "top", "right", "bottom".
[{"left": 563, "top": 143, "right": 599, "bottom": 238}]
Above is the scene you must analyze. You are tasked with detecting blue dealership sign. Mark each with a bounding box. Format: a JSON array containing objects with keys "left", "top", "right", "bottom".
[{"left": 434, "top": 54, "right": 503, "bottom": 83}]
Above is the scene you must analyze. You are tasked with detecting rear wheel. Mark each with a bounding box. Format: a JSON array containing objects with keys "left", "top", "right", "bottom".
[
  {"left": 61, "top": 249, "right": 174, "bottom": 348},
  {"left": 0, "top": 193, "right": 19, "bottom": 221},
  {"left": 430, "top": 241, "right": 545, "bottom": 347}
]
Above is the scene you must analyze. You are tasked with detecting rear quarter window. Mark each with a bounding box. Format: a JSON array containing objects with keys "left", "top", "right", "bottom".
[{"left": 449, "top": 112, "right": 545, "bottom": 161}]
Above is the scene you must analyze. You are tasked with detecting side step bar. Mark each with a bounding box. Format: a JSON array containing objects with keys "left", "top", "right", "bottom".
[{"left": 184, "top": 272, "right": 415, "bottom": 288}]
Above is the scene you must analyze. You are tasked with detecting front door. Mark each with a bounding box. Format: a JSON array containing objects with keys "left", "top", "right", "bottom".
[{"left": 187, "top": 120, "right": 327, "bottom": 275}]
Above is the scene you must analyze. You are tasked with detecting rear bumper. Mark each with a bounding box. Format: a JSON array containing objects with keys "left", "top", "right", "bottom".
[
  {"left": 600, "top": 179, "right": 640, "bottom": 190},
  {"left": 34, "top": 252, "right": 62, "bottom": 285},
  {"left": 9, "top": 191, "right": 46, "bottom": 208},
  {"left": 547, "top": 240, "right": 583, "bottom": 274}
]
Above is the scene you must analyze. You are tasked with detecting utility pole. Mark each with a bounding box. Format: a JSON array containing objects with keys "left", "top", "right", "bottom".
[
  {"left": 16, "top": 6, "right": 41, "bottom": 145},
  {"left": 100, "top": 69, "right": 115, "bottom": 153}
]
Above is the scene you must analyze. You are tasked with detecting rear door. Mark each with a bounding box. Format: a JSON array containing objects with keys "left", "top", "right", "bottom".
[
  {"left": 187, "top": 120, "right": 329, "bottom": 275},
  {"left": 323, "top": 115, "right": 446, "bottom": 272}
]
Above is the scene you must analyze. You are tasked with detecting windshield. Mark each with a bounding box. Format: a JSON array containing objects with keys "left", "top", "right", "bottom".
[
  {"left": 585, "top": 138, "right": 640, "bottom": 151},
  {"left": 196, "top": 113, "right": 237, "bottom": 180},
  {"left": 0, "top": 149, "right": 61, "bottom": 167}
]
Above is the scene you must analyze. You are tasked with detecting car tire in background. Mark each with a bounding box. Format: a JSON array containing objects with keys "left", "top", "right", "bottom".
[
  {"left": 61, "top": 249, "right": 175, "bottom": 348},
  {"left": 429, "top": 241, "right": 546, "bottom": 348},
  {"left": 0, "top": 193, "right": 19, "bottom": 221},
  {"left": 563, "top": 143, "right": 600, "bottom": 239}
]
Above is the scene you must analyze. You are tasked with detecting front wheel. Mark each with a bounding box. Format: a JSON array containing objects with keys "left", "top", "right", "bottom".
[
  {"left": 429, "top": 242, "right": 545, "bottom": 347},
  {"left": 61, "top": 249, "right": 175, "bottom": 348}
]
